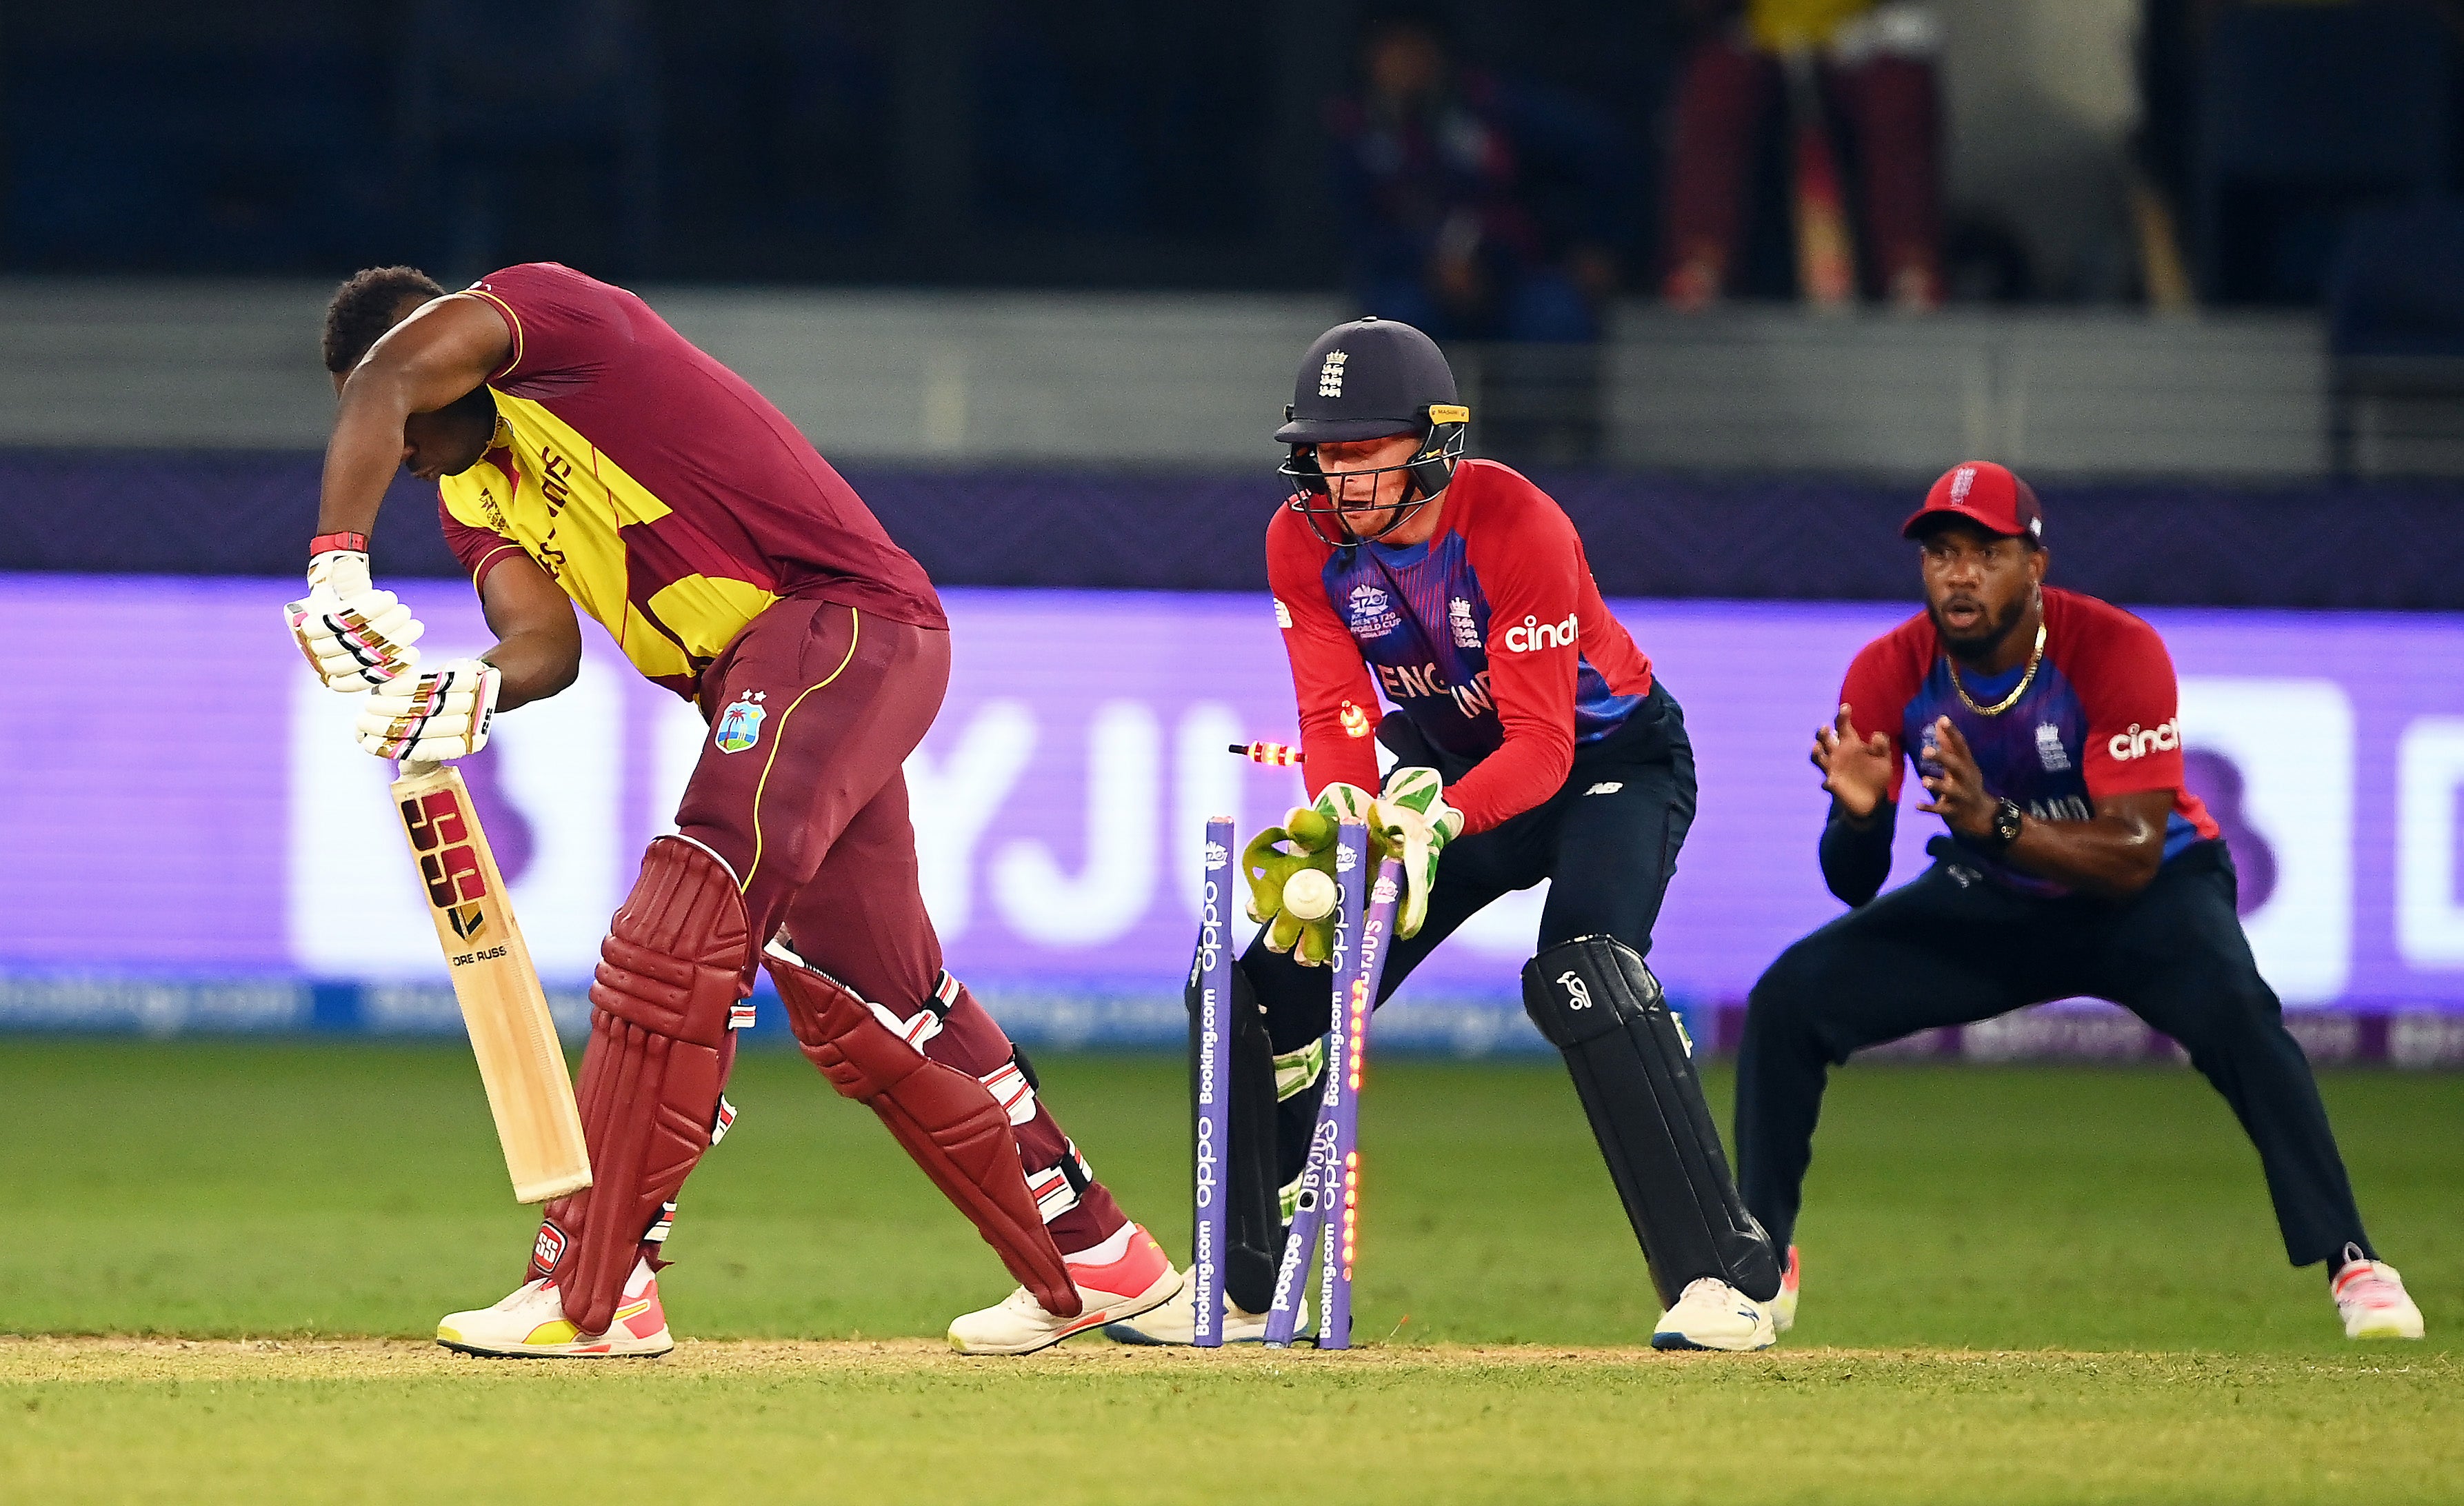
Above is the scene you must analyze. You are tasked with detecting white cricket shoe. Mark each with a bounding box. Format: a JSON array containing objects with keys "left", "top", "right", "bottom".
[
  {"left": 437, "top": 1258, "right": 674, "bottom": 1358},
  {"left": 1101, "top": 1267, "right": 1310, "bottom": 1345},
  {"left": 1768, "top": 1245, "right": 1801, "bottom": 1334},
  {"left": 2332, "top": 1248, "right": 2425, "bottom": 1340},
  {"left": 1653, "top": 1276, "right": 1776, "bottom": 1352},
  {"left": 949, "top": 1223, "right": 1182, "bottom": 1356}
]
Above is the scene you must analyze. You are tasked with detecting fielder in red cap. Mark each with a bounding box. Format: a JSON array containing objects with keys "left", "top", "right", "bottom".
[{"left": 1730, "top": 460, "right": 2425, "bottom": 1343}]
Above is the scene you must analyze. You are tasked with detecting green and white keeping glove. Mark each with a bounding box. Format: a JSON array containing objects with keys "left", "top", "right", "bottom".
[
  {"left": 1372, "top": 766, "right": 1462, "bottom": 941},
  {"left": 1239, "top": 782, "right": 1376, "bottom": 967}
]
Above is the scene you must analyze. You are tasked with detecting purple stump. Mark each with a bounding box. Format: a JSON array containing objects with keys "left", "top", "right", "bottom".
[
  {"left": 1317, "top": 852, "right": 1401, "bottom": 1351},
  {"left": 1192, "top": 816, "right": 1235, "bottom": 1348},
  {"left": 1263, "top": 820, "right": 1367, "bottom": 1347}
]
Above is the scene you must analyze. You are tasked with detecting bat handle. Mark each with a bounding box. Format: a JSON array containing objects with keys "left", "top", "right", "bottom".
[{"left": 400, "top": 758, "right": 441, "bottom": 779}]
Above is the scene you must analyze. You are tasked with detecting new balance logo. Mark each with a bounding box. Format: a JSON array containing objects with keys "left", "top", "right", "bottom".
[{"left": 1584, "top": 781, "right": 1623, "bottom": 796}]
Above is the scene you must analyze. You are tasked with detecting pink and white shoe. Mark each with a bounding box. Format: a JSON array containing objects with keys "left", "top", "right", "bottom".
[
  {"left": 1769, "top": 1246, "right": 1801, "bottom": 1334},
  {"left": 437, "top": 1257, "right": 674, "bottom": 1358},
  {"left": 2332, "top": 1246, "right": 2425, "bottom": 1341},
  {"left": 948, "top": 1223, "right": 1183, "bottom": 1356}
]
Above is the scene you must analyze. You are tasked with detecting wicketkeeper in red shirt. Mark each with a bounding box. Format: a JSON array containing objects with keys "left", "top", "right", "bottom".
[{"left": 1110, "top": 319, "right": 1784, "bottom": 1351}]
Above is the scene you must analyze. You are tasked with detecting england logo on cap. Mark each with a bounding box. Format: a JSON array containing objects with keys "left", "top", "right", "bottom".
[{"left": 1318, "top": 350, "right": 1348, "bottom": 399}]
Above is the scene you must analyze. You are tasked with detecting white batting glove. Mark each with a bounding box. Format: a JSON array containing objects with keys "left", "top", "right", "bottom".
[
  {"left": 1374, "top": 767, "right": 1463, "bottom": 941},
  {"left": 284, "top": 538, "right": 424, "bottom": 692},
  {"left": 354, "top": 658, "right": 500, "bottom": 763}
]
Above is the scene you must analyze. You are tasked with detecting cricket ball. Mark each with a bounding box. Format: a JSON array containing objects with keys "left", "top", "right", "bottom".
[{"left": 1282, "top": 867, "right": 1337, "bottom": 922}]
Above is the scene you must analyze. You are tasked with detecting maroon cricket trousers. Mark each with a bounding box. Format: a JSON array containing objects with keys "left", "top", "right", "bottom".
[{"left": 671, "top": 596, "right": 1125, "bottom": 1254}]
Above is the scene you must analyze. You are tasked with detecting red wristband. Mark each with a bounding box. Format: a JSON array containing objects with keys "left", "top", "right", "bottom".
[{"left": 309, "top": 532, "right": 370, "bottom": 558}]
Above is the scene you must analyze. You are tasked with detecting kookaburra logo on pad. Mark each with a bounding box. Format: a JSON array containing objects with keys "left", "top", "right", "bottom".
[
  {"left": 1558, "top": 972, "right": 1593, "bottom": 1010},
  {"left": 1319, "top": 350, "right": 1348, "bottom": 399}
]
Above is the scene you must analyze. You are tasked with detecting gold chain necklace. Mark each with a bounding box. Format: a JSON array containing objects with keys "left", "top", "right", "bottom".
[{"left": 1947, "top": 619, "right": 2047, "bottom": 716}]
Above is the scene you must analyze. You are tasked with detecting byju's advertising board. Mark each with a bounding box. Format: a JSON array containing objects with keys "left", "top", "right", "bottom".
[{"left": 5, "top": 579, "right": 2464, "bottom": 1045}]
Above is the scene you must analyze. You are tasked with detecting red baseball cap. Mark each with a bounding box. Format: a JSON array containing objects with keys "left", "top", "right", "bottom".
[{"left": 1901, "top": 460, "right": 2044, "bottom": 541}]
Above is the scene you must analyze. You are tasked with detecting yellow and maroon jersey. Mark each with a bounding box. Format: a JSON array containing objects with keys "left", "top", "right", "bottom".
[{"left": 436, "top": 262, "right": 944, "bottom": 699}]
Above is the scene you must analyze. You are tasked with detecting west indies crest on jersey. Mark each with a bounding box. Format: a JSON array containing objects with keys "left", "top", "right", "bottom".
[{"left": 714, "top": 690, "right": 768, "bottom": 753}]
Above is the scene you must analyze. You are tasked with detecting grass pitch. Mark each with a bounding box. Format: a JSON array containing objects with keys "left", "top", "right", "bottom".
[{"left": 1, "top": 1041, "right": 2456, "bottom": 1503}]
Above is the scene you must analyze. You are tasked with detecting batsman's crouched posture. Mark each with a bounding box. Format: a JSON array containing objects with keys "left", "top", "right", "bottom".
[
  {"left": 294, "top": 263, "right": 1178, "bottom": 1356},
  {"left": 1108, "top": 319, "right": 1783, "bottom": 1352},
  {"left": 1736, "top": 461, "right": 2424, "bottom": 1343}
]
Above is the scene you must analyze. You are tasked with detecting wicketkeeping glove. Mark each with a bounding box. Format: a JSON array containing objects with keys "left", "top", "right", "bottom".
[
  {"left": 1372, "top": 766, "right": 1462, "bottom": 941},
  {"left": 284, "top": 534, "right": 424, "bottom": 692},
  {"left": 354, "top": 658, "right": 501, "bottom": 763},
  {"left": 1239, "top": 782, "right": 1376, "bottom": 967}
]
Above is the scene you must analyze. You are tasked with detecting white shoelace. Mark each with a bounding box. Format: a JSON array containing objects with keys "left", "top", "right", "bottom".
[{"left": 1000, "top": 1285, "right": 1054, "bottom": 1318}]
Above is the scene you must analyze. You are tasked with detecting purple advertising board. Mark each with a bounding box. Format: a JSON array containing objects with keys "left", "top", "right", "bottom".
[{"left": 6, "top": 576, "right": 2464, "bottom": 1049}]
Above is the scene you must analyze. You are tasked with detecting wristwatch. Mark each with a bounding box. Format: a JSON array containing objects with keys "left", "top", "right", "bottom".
[{"left": 1984, "top": 798, "right": 2024, "bottom": 852}]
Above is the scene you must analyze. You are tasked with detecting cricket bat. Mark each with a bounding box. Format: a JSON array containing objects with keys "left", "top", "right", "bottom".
[
  {"left": 392, "top": 759, "right": 592, "bottom": 1204},
  {"left": 1783, "top": 48, "right": 1857, "bottom": 312}
]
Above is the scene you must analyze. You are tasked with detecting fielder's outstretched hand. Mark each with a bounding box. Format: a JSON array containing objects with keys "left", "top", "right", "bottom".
[
  {"left": 354, "top": 659, "right": 501, "bottom": 763},
  {"left": 1916, "top": 715, "right": 1994, "bottom": 839},
  {"left": 285, "top": 536, "right": 424, "bottom": 691},
  {"left": 1812, "top": 703, "right": 1894, "bottom": 821}
]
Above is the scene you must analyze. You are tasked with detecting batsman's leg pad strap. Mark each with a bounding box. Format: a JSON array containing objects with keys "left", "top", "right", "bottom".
[
  {"left": 550, "top": 838, "right": 752, "bottom": 1334},
  {"left": 1024, "top": 1139, "right": 1093, "bottom": 1223},
  {"left": 1522, "top": 935, "right": 1783, "bottom": 1307},
  {"left": 858, "top": 967, "right": 959, "bottom": 1052},
  {"left": 765, "top": 938, "right": 1081, "bottom": 1318},
  {"left": 980, "top": 1051, "right": 1039, "bottom": 1126}
]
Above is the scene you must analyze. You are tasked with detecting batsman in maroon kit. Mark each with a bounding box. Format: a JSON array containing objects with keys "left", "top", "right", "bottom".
[{"left": 290, "top": 263, "right": 1178, "bottom": 1356}]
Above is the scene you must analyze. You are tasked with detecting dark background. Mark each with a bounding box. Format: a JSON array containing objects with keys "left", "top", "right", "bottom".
[
  {"left": 9, "top": 1, "right": 2459, "bottom": 305},
  {"left": 0, "top": 1, "right": 1681, "bottom": 291}
]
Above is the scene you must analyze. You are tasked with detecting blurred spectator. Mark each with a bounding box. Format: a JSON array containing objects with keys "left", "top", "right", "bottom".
[
  {"left": 2145, "top": 0, "right": 2460, "bottom": 306},
  {"left": 1327, "top": 15, "right": 1621, "bottom": 342},
  {"left": 1661, "top": 0, "right": 1945, "bottom": 310}
]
